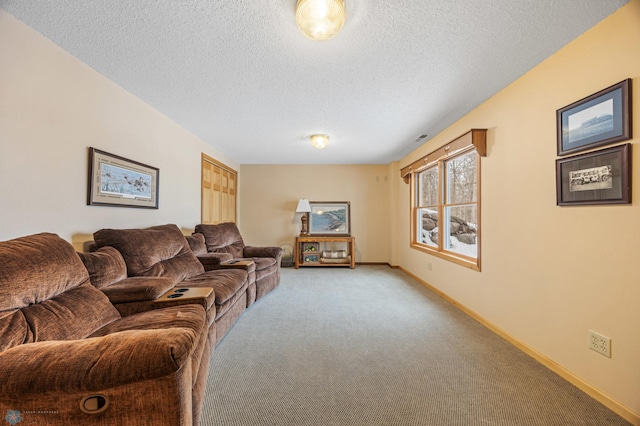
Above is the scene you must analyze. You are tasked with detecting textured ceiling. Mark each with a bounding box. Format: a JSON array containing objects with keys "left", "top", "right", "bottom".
[{"left": 0, "top": 1, "right": 629, "bottom": 164}]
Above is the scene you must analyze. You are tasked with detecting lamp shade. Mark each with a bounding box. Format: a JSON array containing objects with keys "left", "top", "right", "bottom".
[
  {"left": 296, "top": 198, "right": 312, "bottom": 213},
  {"left": 295, "top": 0, "right": 346, "bottom": 41}
]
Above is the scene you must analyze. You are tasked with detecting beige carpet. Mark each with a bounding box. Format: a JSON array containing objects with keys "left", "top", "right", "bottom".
[{"left": 201, "top": 265, "right": 629, "bottom": 425}]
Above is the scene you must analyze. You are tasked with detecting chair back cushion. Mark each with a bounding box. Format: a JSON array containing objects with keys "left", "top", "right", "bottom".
[
  {"left": 185, "top": 233, "right": 207, "bottom": 255},
  {"left": 78, "top": 246, "right": 128, "bottom": 289},
  {"left": 93, "top": 224, "right": 204, "bottom": 283},
  {"left": 0, "top": 233, "right": 120, "bottom": 352},
  {"left": 194, "top": 222, "right": 245, "bottom": 258}
]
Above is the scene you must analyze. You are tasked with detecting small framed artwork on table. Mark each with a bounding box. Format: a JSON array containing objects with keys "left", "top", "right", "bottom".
[
  {"left": 556, "top": 143, "right": 631, "bottom": 206},
  {"left": 557, "top": 79, "right": 632, "bottom": 156}
]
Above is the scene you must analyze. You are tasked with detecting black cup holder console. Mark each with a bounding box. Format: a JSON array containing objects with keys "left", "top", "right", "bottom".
[
  {"left": 156, "top": 287, "right": 213, "bottom": 303},
  {"left": 167, "top": 288, "right": 191, "bottom": 298}
]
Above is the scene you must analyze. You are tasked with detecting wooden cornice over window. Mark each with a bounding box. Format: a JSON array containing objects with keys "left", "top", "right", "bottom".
[{"left": 401, "top": 129, "right": 487, "bottom": 183}]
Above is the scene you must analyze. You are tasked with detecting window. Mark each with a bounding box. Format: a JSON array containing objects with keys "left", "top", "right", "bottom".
[{"left": 402, "top": 129, "right": 486, "bottom": 271}]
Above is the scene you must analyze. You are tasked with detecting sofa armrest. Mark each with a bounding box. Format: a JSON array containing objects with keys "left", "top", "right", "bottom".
[
  {"left": 101, "top": 277, "right": 175, "bottom": 304},
  {"left": 196, "top": 253, "right": 234, "bottom": 271},
  {"left": 244, "top": 246, "right": 283, "bottom": 261},
  {"left": 0, "top": 327, "right": 198, "bottom": 398}
]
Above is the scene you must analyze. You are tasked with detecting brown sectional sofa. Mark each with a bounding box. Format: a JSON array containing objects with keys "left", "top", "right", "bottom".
[
  {"left": 0, "top": 233, "right": 210, "bottom": 425},
  {"left": 91, "top": 223, "right": 252, "bottom": 345},
  {"left": 0, "top": 223, "right": 282, "bottom": 425}
]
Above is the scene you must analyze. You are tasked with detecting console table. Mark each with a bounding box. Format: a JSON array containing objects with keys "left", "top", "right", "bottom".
[{"left": 295, "top": 236, "right": 355, "bottom": 269}]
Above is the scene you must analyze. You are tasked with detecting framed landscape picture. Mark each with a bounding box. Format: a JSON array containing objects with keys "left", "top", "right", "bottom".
[
  {"left": 557, "top": 79, "right": 631, "bottom": 156},
  {"left": 87, "top": 147, "right": 159, "bottom": 208},
  {"left": 556, "top": 144, "right": 631, "bottom": 206},
  {"left": 308, "top": 201, "right": 351, "bottom": 236}
]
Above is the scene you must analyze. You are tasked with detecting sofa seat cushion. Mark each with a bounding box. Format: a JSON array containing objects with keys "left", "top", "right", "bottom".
[
  {"left": 182, "top": 269, "right": 248, "bottom": 319},
  {"left": 90, "top": 304, "right": 209, "bottom": 390},
  {"left": 93, "top": 224, "right": 205, "bottom": 284},
  {"left": 90, "top": 304, "right": 206, "bottom": 338},
  {"left": 77, "top": 246, "right": 127, "bottom": 289},
  {"left": 101, "top": 277, "right": 176, "bottom": 304}
]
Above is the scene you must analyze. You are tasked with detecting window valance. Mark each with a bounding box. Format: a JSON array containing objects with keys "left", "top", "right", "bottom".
[{"left": 400, "top": 129, "right": 487, "bottom": 183}]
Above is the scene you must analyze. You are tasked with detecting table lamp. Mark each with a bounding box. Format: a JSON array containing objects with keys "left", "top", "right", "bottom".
[{"left": 296, "top": 199, "right": 311, "bottom": 236}]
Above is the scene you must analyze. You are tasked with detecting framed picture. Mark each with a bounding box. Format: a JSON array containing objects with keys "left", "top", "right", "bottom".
[
  {"left": 308, "top": 201, "right": 351, "bottom": 236},
  {"left": 87, "top": 147, "right": 159, "bottom": 208},
  {"left": 557, "top": 79, "right": 631, "bottom": 156},
  {"left": 556, "top": 143, "right": 631, "bottom": 206}
]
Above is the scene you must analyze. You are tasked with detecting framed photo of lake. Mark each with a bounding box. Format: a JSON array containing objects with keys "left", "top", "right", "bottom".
[
  {"left": 557, "top": 79, "right": 631, "bottom": 156},
  {"left": 87, "top": 147, "right": 159, "bottom": 208},
  {"left": 556, "top": 143, "right": 631, "bottom": 206},
  {"left": 308, "top": 201, "right": 351, "bottom": 236}
]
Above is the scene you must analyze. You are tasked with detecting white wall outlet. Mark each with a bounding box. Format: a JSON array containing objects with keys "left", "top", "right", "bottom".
[
  {"left": 427, "top": 262, "right": 432, "bottom": 271},
  {"left": 588, "top": 330, "right": 611, "bottom": 358}
]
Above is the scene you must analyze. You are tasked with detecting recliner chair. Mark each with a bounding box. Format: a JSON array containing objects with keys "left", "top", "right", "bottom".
[{"left": 192, "top": 223, "right": 283, "bottom": 306}]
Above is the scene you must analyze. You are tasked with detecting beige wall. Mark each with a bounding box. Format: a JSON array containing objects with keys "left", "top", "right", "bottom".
[
  {"left": 239, "top": 164, "right": 392, "bottom": 263},
  {"left": 0, "top": 11, "right": 238, "bottom": 250},
  {"left": 396, "top": 1, "right": 639, "bottom": 420}
]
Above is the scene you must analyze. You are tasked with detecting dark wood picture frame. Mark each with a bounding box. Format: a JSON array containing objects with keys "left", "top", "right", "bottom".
[
  {"left": 557, "top": 79, "right": 632, "bottom": 156},
  {"left": 307, "top": 201, "right": 351, "bottom": 236},
  {"left": 87, "top": 147, "right": 159, "bottom": 209},
  {"left": 556, "top": 143, "right": 631, "bottom": 206}
]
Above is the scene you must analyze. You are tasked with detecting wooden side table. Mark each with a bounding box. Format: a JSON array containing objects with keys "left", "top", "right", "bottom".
[{"left": 295, "top": 236, "right": 355, "bottom": 269}]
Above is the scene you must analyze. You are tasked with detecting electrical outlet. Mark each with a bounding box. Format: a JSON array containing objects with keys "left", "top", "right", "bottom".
[
  {"left": 588, "top": 330, "right": 611, "bottom": 358},
  {"left": 427, "top": 262, "right": 432, "bottom": 271}
]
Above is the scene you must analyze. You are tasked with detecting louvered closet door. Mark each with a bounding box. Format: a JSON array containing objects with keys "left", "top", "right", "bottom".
[{"left": 201, "top": 154, "right": 237, "bottom": 224}]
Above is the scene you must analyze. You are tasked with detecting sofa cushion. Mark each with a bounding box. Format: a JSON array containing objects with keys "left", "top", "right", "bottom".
[
  {"left": 185, "top": 233, "right": 207, "bottom": 256},
  {"left": 0, "top": 233, "right": 92, "bottom": 310},
  {"left": 77, "top": 246, "right": 128, "bottom": 289},
  {"left": 0, "top": 311, "right": 30, "bottom": 352},
  {"left": 22, "top": 283, "right": 120, "bottom": 342},
  {"left": 182, "top": 269, "right": 248, "bottom": 319},
  {"left": 93, "top": 224, "right": 204, "bottom": 284},
  {"left": 90, "top": 304, "right": 206, "bottom": 338},
  {"left": 182, "top": 269, "right": 247, "bottom": 306},
  {"left": 194, "top": 223, "right": 245, "bottom": 258},
  {"left": 0, "top": 233, "right": 121, "bottom": 351}
]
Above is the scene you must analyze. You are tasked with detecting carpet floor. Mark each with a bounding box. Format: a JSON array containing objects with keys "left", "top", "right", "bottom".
[{"left": 200, "top": 265, "right": 629, "bottom": 425}]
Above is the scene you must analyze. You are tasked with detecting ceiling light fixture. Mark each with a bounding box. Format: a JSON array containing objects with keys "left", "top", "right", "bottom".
[
  {"left": 309, "top": 134, "right": 329, "bottom": 149},
  {"left": 295, "top": 0, "right": 346, "bottom": 41}
]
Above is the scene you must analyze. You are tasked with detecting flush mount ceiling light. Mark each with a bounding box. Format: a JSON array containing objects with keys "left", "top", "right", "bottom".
[
  {"left": 309, "top": 134, "right": 329, "bottom": 149},
  {"left": 295, "top": 0, "right": 346, "bottom": 41}
]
